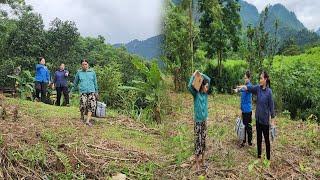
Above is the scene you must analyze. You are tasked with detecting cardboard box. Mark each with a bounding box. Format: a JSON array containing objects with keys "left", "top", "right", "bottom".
[{"left": 192, "top": 72, "right": 203, "bottom": 91}]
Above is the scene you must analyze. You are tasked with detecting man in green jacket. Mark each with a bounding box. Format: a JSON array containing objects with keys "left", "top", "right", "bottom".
[
  {"left": 71, "top": 59, "right": 99, "bottom": 126},
  {"left": 188, "top": 70, "right": 211, "bottom": 170}
]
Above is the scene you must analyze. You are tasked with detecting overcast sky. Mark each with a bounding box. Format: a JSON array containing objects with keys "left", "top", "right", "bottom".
[
  {"left": 25, "top": 0, "right": 164, "bottom": 44},
  {"left": 24, "top": 0, "right": 319, "bottom": 44},
  {"left": 246, "top": 0, "right": 320, "bottom": 31}
]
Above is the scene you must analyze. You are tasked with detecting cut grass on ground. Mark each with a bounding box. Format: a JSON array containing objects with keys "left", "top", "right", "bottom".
[{"left": 0, "top": 93, "right": 319, "bottom": 179}]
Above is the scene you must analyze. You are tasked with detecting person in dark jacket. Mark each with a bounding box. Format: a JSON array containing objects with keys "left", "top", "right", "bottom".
[
  {"left": 53, "top": 63, "right": 70, "bottom": 106},
  {"left": 35, "top": 57, "right": 50, "bottom": 103},
  {"left": 235, "top": 71, "right": 253, "bottom": 147},
  {"left": 237, "top": 71, "right": 276, "bottom": 160}
]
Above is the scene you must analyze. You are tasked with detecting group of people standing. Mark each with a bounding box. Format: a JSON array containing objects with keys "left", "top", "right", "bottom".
[
  {"left": 34, "top": 57, "right": 70, "bottom": 106},
  {"left": 188, "top": 70, "right": 275, "bottom": 170},
  {"left": 34, "top": 57, "right": 99, "bottom": 126},
  {"left": 35, "top": 56, "right": 276, "bottom": 166}
]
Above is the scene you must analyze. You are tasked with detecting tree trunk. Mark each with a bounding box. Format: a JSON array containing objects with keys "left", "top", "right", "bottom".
[
  {"left": 173, "top": 67, "right": 186, "bottom": 92},
  {"left": 218, "top": 50, "right": 223, "bottom": 77},
  {"left": 189, "top": 0, "right": 194, "bottom": 74},
  {"left": 153, "top": 105, "right": 161, "bottom": 124}
]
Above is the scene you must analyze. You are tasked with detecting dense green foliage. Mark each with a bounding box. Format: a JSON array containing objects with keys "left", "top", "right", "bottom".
[
  {"left": 199, "top": 0, "right": 242, "bottom": 76},
  {"left": 204, "top": 60, "right": 247, "bottom": 93},
  {"left": 0, "top": 2, "right": 169, "bottom": 122},
  {"left": 163, "top": 1, "right": 196, "bottom": 91},
  {"left": 204, "top": 47, "right": 320, "bottom": 122},
  {"left": 120, "top": 59, "right": 165, "bottom": 123},
  {"left": 271, "top": 47, "right": 320, "bottom": 121}
]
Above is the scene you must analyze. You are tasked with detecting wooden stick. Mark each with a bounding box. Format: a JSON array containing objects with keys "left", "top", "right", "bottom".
[
  {"left": 73, "top": 154, "right": 89, "bottom": 168},
  {"left": 17, "top": 162, "right": 42, "bottom": 180},
  {"left": 87, "top": 153, "right": 139, "bottom": 162}
]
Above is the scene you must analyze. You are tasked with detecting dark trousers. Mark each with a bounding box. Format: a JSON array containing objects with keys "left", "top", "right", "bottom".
[
  {"left": 56, "top": 86, "right": 69, "bottom": 106},
  {"left": 256, "top": 121, "right": 271, "bottom": 160},
  {"left": 35, "top": 81, "right": 48, "bottom": 103},
  {"left": 242, "top": 112, "right": 253, "bottom": 144}
]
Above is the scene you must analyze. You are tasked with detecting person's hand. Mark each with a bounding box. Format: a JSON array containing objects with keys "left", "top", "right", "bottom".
[
  {"left": 193, "top": 70, "right": 200, "bottom": 76},
  {"left": 233, "top": 88, "right": 239, "bottom": 93},
  {"left": 237, "top": 85, "right": 247, "bottom": 91}
]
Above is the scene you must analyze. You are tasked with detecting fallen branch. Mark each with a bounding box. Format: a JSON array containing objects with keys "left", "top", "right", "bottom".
[
  {"left": 73, "top": 154, "right": 89, "bottom": 168},
  {"left": 87, "top": 152, "right": 140, "bottom": 162},
  {"left": 86, "top": 144, "right": 120, "bottom": 152}
]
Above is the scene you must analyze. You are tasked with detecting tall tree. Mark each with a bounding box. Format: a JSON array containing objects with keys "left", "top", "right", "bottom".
[
  {"left": 245, "top": 24, "right": 255, "bottom": 72},
  {"left": 199, "top": 0, "right": 241, "bottom": 76},
  {"left": 45, "top": 18, "right": 80, "bottom": 65},
  {"left": 181, "top": 0, "right": 195, "bottom": 73},
  {"left": 163, "top": 2, "right": 198, "bottom": 91},
  {"left": 6, "top": 12, "right": 45, "bottom": 62}
]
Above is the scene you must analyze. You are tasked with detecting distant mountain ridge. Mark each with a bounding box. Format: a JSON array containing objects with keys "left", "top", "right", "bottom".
[
  {"left": 316, "top": 28, "right": 320, "bottom": 36},
  {"left": 113, "top": 35, "right": 163, "bottom": 60},
  {"left": 116, "top": 0, "right": 318, "bottom": 59}
]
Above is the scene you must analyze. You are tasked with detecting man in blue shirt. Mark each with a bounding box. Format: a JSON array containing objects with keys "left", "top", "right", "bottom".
[{"left": 53, "top": 63, "right": 69, "bottom": 106}]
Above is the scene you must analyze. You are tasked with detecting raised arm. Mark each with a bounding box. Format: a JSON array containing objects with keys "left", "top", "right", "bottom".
[
  {"left": 236, "top": 84, "right": 259, "bottom": 94},
  {"left": 188, "top": 75, "right": 197, "bottom": 97},
  {"left": 201, "top": 73, "right": 211, "bottom": 86}
]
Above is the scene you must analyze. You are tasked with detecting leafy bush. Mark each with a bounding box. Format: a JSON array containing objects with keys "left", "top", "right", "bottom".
[
  {"left": 94, "top": 63, "right": 124, "bottom": 108},
  {"left": 120, "top": 59, "right": 166, "bottom": 123},
  {"left": 7, "top": 70, "right": 35, "bottom": 99},
  {"left": 271, "top": 48, "right": 320, "bottom": 121},
  {"left": 204, "top": 60, "right": 248, "bottom": 93},
  {"left": 203, "top": 47, "right": 320, "bottom": 122},
  {"left": 0, "top": 59, "right": 16, "bottom": 88}
]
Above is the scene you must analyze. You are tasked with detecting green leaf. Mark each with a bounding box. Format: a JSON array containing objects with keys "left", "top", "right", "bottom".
[
  {"left": 248, "top": 160, "right": 259, "bottom": 172},
  {"left": 132, "top": 58, "right": 149, "bottom": 76}
]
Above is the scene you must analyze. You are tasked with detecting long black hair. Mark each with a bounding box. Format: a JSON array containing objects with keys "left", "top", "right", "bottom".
[
  {"left": 245, "top": 70, "right": 251, "bottom": 79},
  {"left": 80, "top": 59, "right": 89, "bottom": 64},
  {"left": 261, "top": 71, "right": 271, "bottom": 88}
]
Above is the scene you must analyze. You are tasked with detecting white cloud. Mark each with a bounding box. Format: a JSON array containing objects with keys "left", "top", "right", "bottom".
[
  {"left": 245, "top": 0, "right": 320, "bottom": 30},
  {"left": 25, "top": 0, "right": 164, "bottom": 44}
]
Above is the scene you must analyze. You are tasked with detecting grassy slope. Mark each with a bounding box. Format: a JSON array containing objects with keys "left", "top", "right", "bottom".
[{"left": 0, "top": 91, "right": 319, "bottom": 179}]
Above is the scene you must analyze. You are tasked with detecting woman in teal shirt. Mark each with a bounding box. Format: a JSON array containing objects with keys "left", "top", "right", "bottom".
[
  {"left": 188, "top": 70, "right": 211, "bottom": 170},
  {"left": 71, "top": 59, "right": 99, "bottom": 126}
]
